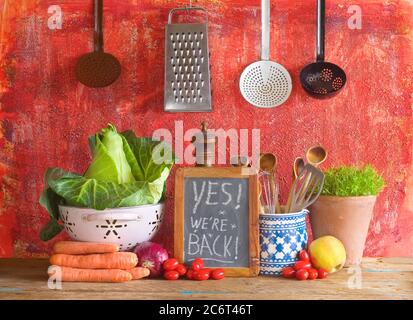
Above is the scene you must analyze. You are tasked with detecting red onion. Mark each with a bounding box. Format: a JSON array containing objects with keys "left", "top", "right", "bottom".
[{"left": 134, "top": 242, "right": 169, "bottom": 278}]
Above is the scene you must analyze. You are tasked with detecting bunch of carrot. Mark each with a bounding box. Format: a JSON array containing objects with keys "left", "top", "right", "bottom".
[{"left": 48, "top": 241, "right": 150, "bottom": 283}]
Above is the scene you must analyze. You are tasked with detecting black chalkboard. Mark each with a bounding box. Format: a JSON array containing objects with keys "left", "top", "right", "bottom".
[
  {"left": 184, "top": 177, "right": 249, "bottom": 267},
  {"left": 175, "top": 167, "right": 260, "bottom": 277}
]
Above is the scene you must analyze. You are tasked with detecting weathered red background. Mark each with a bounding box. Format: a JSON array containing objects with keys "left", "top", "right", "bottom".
[{"left": 0, "top": 0, "right": 412, "bottom": 258}]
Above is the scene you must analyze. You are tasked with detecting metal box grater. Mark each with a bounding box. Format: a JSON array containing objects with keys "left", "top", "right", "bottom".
[{"left": 164, "top": 7, "right": 212, "bottom": 112}]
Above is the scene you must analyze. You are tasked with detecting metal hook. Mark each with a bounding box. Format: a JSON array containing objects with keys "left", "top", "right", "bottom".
[{"left": 185, "top": 0, "right": 193, "bottom": 13}]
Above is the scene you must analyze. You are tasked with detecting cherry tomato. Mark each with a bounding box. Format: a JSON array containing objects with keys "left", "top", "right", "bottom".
[
  {"left": 163, "top": 258, "right": 179, "bottom": 271},
  {"left": 191, "top": 258, "right": 204, "bottom": 271},
  {"left": 163, "top": 270, "right": 179, "bottom": 280},
  {"left": 186, "top": 269, "right": 194, "bottom": 280},
  {"left": 211, "top": 268, "right": 225, "bottom": 280},
  {"left": 298, "top": 250, "right": 310, "bottom": 261},
  {"left": 293, "top": 260, "right": 312, "bottom": 271},
  {"left": 307, "top": 268, "right": 318, "bottom": 280},
  {"left": 194, "top": 269, "right": 210, "bottom": 281},
  {"left": 191, "top": 270, "right": 199, "bottom": 280},
  {"left": 175, "top": 264, "right": 187, "bottom": 276},
  {"left": 295, "top": 268, "right": 309, "bottom": 281},
  {"left": 318, "top": 268, "right": 328, "bottom": 279},
  {"left": 281, "top": 267, "right": 296, "bottom": 279},
  {"left": 203, "top": 268, "right": 212, "bottom": 276}
]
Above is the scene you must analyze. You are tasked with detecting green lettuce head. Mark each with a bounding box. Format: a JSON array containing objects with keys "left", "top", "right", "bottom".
[
  {"left": 84, "top": 124, "right": 135, "bottom": 184},
  {"left": 39, "top": 124, "right": 175, "bottom": 241}
]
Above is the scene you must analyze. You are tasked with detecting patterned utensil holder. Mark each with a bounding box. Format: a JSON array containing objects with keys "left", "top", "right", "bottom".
[{"left": 259, "top": 210, "right": 309, "bottom": 276}]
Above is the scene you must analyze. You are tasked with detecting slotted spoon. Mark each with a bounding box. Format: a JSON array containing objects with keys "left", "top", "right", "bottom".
[
  {"left": 300, "top": 0, "right": 346, "bottom": 98},
  {"left": 240, "top": 0, "right": 292, "bottom": 108}
]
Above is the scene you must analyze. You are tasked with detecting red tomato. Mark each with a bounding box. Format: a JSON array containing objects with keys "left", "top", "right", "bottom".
[
  {"left": 191, "top": 258, "right": 204, "bottom": 271},
  {"left": 307, "top": 268, "right": 318, "bottom": 280},
  {"left": 298, "top": 250, "right": 310, "bottom": 261},
  {"left": 318, "top": 268, "right": 328, "bottom": 279},
  {"left": 163, "top": 258, "right": 179, "bottom": 271},
  {"left": 186, "top": 269, "right": 194, "bottom": 280},
  {"left": 293, "top": 260, "right": 312, "bottom": 271},
  {"left": 281, "top": 267, "right": 296, "bottom": 279},
  {"left": 211, "top": 269, "right": 225, "bottom": 280},
  {"left": 163, "top": 270, "right": 179, "bottom": 280},
  {"left": 203, "top": 268, "right": 212, "bottom": 276},
  {"left": 194, "top": 269, "right": 210, "bottom": 281},
  {"left": 295, "top": 269, "right": 309, "bottom": 281},
  {"left": 175, "top": 264, "right": 187, "bottom": 276},
  {"left": 191, "top": 270, "right": 199, "bottom": 280}
]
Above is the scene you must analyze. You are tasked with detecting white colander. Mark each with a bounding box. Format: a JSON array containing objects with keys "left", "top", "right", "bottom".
[{"left": 58, "top": 203, "right": 164, "bottom": 252}]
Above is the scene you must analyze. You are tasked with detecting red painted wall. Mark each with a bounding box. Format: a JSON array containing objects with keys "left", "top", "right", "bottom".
[{"left": 0, "top": 0, "right": 412, "bottom": 258}]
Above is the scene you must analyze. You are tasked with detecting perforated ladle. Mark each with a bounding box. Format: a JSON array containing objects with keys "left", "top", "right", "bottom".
[
  {"left": 300, "top": 0, "right": 346, "bottom": 98},
  {"left": 240, "top": 0, "right": 292, "bottom": 108}
]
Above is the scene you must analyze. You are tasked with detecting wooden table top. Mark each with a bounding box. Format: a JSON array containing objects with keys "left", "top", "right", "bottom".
[{"left": 0, "top": 258, "right": 412, "bottom": 300}]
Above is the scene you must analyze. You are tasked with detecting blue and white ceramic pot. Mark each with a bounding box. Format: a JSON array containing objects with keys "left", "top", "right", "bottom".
[{"left": 259, "top": 210, "right": 309, "bottom": 276}]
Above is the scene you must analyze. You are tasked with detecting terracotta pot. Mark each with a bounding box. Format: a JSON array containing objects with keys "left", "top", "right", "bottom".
[{"left": 309, "top": 195, "right": 377, "bottom": 266}]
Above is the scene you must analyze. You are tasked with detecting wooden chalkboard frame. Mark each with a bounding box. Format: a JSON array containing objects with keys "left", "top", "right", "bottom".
[{"left": 174, "top": 166, "right": 260, "bottom": 277}]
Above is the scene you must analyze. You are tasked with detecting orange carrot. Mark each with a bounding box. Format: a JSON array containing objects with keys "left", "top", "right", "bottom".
[
  {"left": 126, "top": 267, "right": 150, "bottom": 280},
  {"left": 50, "top": 252, "right": 138, "bottom": 270},
  {"left": 53, "top": 241, "right": 119, "bottom": 255},
  {"left": 48, "top": 266, "right": 132, "bottom": 283}
]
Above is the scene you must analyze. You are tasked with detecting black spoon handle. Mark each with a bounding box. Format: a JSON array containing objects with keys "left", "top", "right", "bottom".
[
  {"left": 316, "top": 0, "right": 325, "bottom": 62},
  {"left": 94, "top": 0, "right": 103, "bottom": 52}
]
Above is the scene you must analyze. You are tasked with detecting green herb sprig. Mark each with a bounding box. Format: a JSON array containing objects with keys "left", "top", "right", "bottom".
[{"left": 321, "top": 165, "right": 385, "bottom": 197}]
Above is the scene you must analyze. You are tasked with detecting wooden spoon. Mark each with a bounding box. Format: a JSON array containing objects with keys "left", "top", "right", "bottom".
[
  {"left": 306, "top": 146, "right": 327, "bottom": 167},
  {"left": 293, "top": 157, "right": 305, "bottom": 179},
  {"left": 259, "top": 153, "right": 281, "bottom": 213},
  {"left": 260, "top": 153, "right": 277, "bottom": 172}
]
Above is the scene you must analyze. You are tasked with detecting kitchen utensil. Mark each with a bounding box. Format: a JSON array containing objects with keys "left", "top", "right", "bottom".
[
  {"left": 260, "top": 152, "right": 277, "bottom": 173},
  {"left": 285, "top": 164, "right": 325, "bottom": 213},
  {"left": 240, "top": 0, "right": 292, "bottom": 108},
  {"left": 164, "top": 3, "right": 212, "bottom": 112},
  {"left": 300, "top": 0, "right": 346, "bottom": 98},
  {"left": 306, "top": 145, "right": 327, "bottom": 167},
  {"left": 259, "top": 153, "right": 281, "bottom": 213},
  {"left": 258, "top": 182, "right": 264, "bottom": 214},
  {"left": 293, "top": 157, "right": 305, "bottom": 179},
  {"left": 259, "top": 171, "right": 280, "bottom": 214},
  {"left": 59, "top": 203, "right": 164, "bottom": 251},
  {"left": 75, "top": 0, "right": 121, "bottom": 88}
]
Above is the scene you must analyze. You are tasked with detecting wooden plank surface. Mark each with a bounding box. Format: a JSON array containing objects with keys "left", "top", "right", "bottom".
[{"left": 0, "top": 258, "right": 412, "bottom": 300}]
